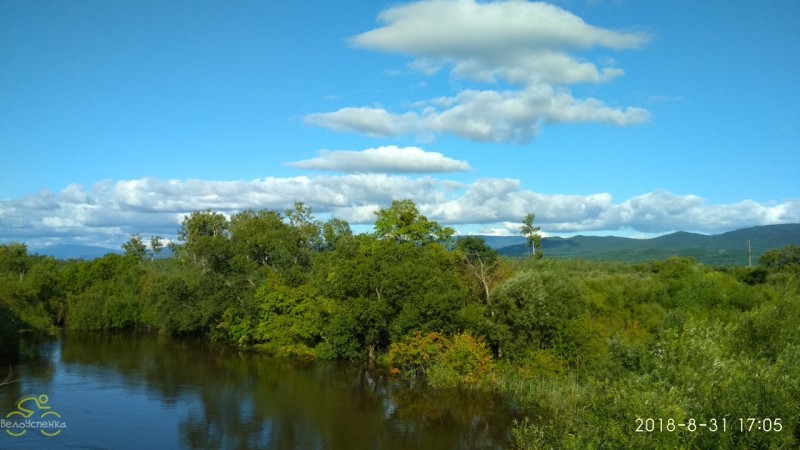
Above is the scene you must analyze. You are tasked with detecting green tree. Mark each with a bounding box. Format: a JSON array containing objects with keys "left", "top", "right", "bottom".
[
  {"left": 122, "top": 234, "right": 147, "bottom": 260},
  {"left": 178, "top": 210, "right": 231, "bottom": 272},
  {"left": 248, "top": 278, "right": 331, "bottom": 357},
  {"left": 315, "top": 233, "right": 466, "bottom": 361},
  {"left": 285, "top": 202, "right": 322, "bottom": 252},
  {"left": 230, "top": 209, "right": 295, "bottom": 270},
  {"left": 150, "top": 235, "right": 164, "bottom": 259},
  {"left": 760, "top": 245, "right": 800, "bottom": 272},
  {"left": 0, "top": 243, "right": 29, "bottom": 280},
  {"left": 492, "top": 270, "right": 585, "bottom": 359},
  {"left": 322, "top": 295, "right": 390, "bottom": 363},
  {"left": 456, "top": 236, "right": 500, "bottom": 306},
  {"left": 520, "top": 213, "right": 543, "bottom": 259},
  {"left": 374, "top": 199, "right": 454, "bottom": 245},
  {"left": 65, "top": 253, "right": 144, "bottom": 331},
  {"left": 321, "top": 218, "right": 352, "bottom": 251}
]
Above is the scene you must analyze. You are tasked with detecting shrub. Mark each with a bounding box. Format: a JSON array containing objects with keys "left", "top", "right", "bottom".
[
  {"left": 429, "top": 332, "right": 495, "bottom": 389},
  {"left": 385, "top": 331, "right": 448, "bottom": 378},
  {"left": 385, "top": 331, "right": 495, "bottom": 389}
]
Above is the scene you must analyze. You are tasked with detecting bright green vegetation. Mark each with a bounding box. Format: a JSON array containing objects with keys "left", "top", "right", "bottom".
[{"left": 1, "top": 201, "right": 799, "bottom": 448}]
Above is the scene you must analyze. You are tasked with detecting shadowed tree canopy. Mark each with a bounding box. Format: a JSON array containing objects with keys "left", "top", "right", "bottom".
[{"left": 456, "top": 236, "right": 500, "bottom": 305}]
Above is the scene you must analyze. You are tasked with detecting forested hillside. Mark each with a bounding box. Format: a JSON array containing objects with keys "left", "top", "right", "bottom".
[
  {"left": 2, "top": 200, "right": 799, "bottom": 448},
  {"left": 498, "top": 223, "right": 800, "bottom": 265}
]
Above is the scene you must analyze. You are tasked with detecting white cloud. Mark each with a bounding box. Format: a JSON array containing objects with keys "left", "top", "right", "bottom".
[
  {"left": 0, "top": 175, "right": 454, "bottom": 247},
  {"left": 609, "top": 192, "right": 800, "bottom": 233},
  {"left": 350, "top": 0, "right": 647, "bottom": 63},
  {"left": 307, "top": 0, "right": 650, "bottom": 143},
  {"left": 424, "top": 178, "right": 617, "bottom": 227},
  {"left": 286, "top": 146, "right": 471, "bottom": 173},
  {"left": 1, "top": 176, "right": 797, "bottom": 249},
  {"left": 307, "top": 86, "right": 649, "bottom": 143},
  {"left": 448, "top": 51, "right": 627, "bottom": 86},
  {"left": 304, "top": 107, "right": 419, "bottom": 138}
]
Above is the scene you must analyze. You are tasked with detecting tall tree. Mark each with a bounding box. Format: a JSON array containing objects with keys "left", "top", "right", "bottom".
[
  {"left": 374, "top": 199, "right": 454, "bottom": 245},
  {"left": 0, "top": 243, "right": 29, "bottom": 280},
  {"left": 150, "top": 235, "right": 164, "bottom": 259},
  {"left": 122, "top": 234, "right": 147, "bottom": 261},
  {"left": 230, "top": 209, "right": 296, "bottom": 270},
  {"left": 321, "top": 218, "right": 352, "bottom": 251},
  {"left": 456, "top": 236, "right": 500, "bottom": 307},
  {"left": 178, "top": 210, "right": 231, "bottom": 272},
  {"left": 521, "top": 213, "right": 543, "bottom": 259},
  {"left": 286, "top": 202, "right": 322, "bottom": 252}
]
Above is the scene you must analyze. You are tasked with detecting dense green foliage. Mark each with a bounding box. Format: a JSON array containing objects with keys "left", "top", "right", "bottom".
[
  {"left": 503, "top": 257, "right": 800, "bottom": 449},
  {"left": 0, "top": 243, "right": 62, "bottom": 358},
  {"left": 1, "top": 202, "right": 799, "bottom": 448}
]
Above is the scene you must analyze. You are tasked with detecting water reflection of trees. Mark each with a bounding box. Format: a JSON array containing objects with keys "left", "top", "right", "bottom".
[
  {"left": 1, "top": 337, "right": 59, "bottom": 414},
  {"left": 58, "top": 334, "right": 512, "bottom": 449}
]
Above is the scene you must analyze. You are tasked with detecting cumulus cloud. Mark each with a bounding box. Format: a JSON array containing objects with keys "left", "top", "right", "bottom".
[
  {"left": 0, "top": 176, "right": 452, "bottom": 248},
  {"left": 304, "top": 107, "right": 419, "bottom": 138},
  {"left": 307, "top": 86, "right": 649, "bottom": 143},
  {"left": 286, "top": 146, "right": 471, "bottom": 173},
  {"left": 1, "top": 177, "right": 797, "bottom": 249},
  {"left": 351, "top": 0, "right": 648, "bottom": 85},
  {"left": 306, "top": 0, "right": 650, "bottom": 143},
  {"left": 611, "top": 192, "right": 800, "bottom": 233},
  {"left": 351, "top": 1, "right": 646, "bottom": 53},
  {"left": 425, "top": 178, "right": 617, "bottom": 228}
]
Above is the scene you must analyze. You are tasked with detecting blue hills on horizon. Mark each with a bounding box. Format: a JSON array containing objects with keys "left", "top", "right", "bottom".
[
  {"left": 30, "top": 244, "right": 172, "bottom": 261},
  {"left": 493, "top": 223, "right": 800, "bottom": 266},
  {"left": 26, "top": 223, "right": 800, "bottom": 267}
]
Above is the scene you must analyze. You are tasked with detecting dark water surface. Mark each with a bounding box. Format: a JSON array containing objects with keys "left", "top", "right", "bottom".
[{"left": 0, "top": 334, "right": 514, "bottom": 449}]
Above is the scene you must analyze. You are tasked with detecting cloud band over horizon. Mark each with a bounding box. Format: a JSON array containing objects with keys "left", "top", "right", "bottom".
[{"left": 2, "top": 174, "right": 797, "bottom": 249}]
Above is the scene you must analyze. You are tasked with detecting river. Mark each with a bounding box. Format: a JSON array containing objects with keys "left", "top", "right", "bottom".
[{"left": 0, "top": 333, "right": 515, "bottom": 449}]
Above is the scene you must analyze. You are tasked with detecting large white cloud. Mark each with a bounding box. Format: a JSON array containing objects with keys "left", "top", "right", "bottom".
[
  {"left": 351, "top": 1, "right": 646, "bottom": 54},
  {"left": 1, "top": 176, "right": 797, "bottom": 249},
  {"left": 306, "top": 85, "right": 649, "bottom": 143},
  {"left": 306, "top": 0, "right": 650, "bottom": 143},
  {"left": 286, "top": 146, "right": 471, "bottom": 173},
  {"left": 351, "top": 0, "right": 648, "bottom": 85}
]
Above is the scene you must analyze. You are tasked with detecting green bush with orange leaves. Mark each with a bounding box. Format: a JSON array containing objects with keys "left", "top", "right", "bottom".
[{"left": 385, "top": 331, "right": 495, "bottom": 389}]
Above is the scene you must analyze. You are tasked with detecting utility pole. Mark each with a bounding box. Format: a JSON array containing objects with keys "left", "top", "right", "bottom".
[{"left": 748, "top": 240, "right": 752, "bottom": 267}]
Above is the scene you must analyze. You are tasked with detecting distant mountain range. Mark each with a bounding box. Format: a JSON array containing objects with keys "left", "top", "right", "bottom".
[
  {"left": 30, "top": 245, "right": 172, "bottom": 260},
  {"left": 27, "top": 224, "right": 800, "bottom": 266},
  {"left": 488, "top": 224, "right": 800, "bottom": 266},
  {"left": 30, "top": 244, "right": 123, "bottom": 260}
]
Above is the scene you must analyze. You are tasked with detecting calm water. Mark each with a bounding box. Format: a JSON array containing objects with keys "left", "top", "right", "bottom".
[{"left": 0, "top": 334, "right": 515, "bottom": 449}]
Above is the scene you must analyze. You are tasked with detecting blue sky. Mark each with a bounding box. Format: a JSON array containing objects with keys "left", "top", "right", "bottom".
[{"left": 1, "top": 0, "right": 798, "bottom": 248}]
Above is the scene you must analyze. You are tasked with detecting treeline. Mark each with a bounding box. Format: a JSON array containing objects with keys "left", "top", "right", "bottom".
[{"left": 1, "top": 200, "right": 800, "bottom": 448}]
